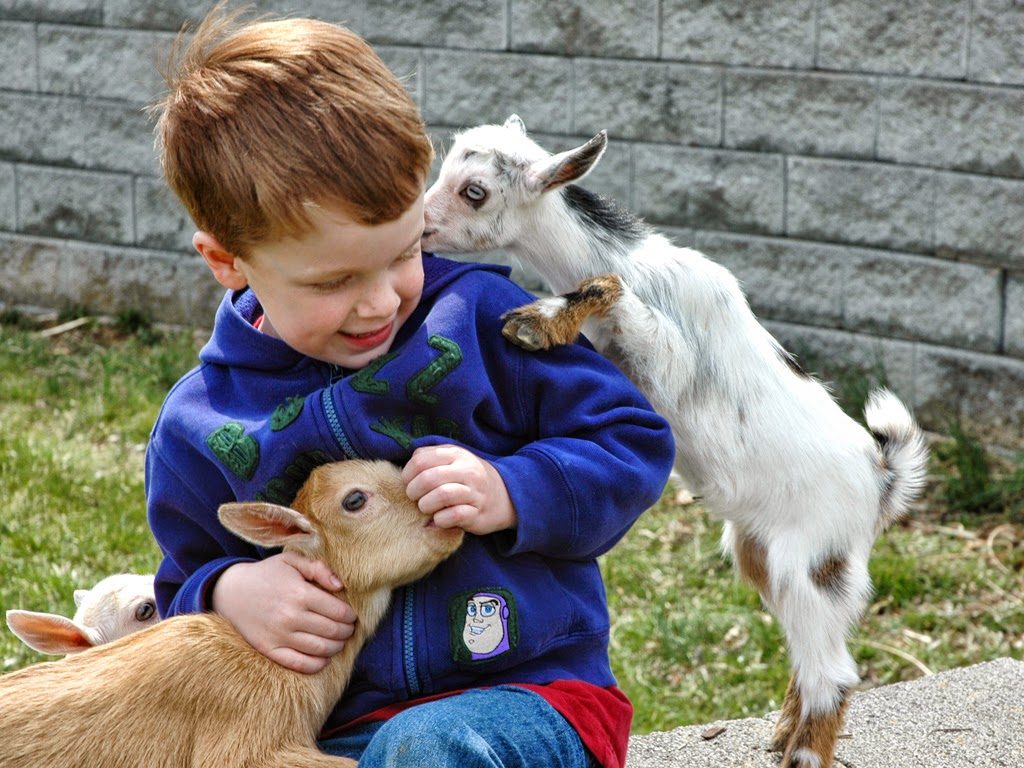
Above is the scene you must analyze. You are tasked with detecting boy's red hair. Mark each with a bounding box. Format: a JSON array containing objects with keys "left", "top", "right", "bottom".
[{"left": 152, "top": 8, "right": 433, "bottom": 256}]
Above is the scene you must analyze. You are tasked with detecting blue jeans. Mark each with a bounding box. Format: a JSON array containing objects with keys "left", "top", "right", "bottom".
[{"left": 318, "top": 686, "right": 598, "bottom": 767}]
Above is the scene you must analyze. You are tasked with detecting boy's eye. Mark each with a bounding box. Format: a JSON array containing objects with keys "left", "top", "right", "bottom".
[{"left": 311, "top": 276, "right": 351, "bottom": 293}]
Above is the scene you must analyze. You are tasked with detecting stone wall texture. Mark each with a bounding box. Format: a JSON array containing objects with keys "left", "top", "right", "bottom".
[{"left": 1, "top": 0, "right": 1022, "bottom": 447}]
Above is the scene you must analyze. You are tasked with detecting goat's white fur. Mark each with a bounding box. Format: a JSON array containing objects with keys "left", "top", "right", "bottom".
[
  {"left": 0, "top": 460, "right": 463, "bottom": 768},
  {"left": 6, "top": 573, "right": 158, "bottom": 655},
  {"left": 423, "top": 116, "right": 929, "bottom": 768}
]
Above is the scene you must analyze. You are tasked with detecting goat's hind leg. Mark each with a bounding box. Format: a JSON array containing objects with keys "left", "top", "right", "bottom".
[
  {"left": 774, "top": 555, "right": 868, "bottom": 768},
  {"left": 501, "top": 273, "right": 623, "bottom": 351}
]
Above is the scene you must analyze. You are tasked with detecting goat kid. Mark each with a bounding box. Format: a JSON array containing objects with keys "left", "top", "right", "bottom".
[
  {"left": 0, "top": 460, "right": 463, "bottom": 768},
  {"left": 422, "top": 115, "right": 929, "bottom": 768},
  {"left": 7, "top": 573, "right": 158, "bottom": 655}
]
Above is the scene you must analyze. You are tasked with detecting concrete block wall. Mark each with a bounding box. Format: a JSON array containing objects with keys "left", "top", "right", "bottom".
[{"left": 1, "top": 0, "right": 1022, "bottom": 447}]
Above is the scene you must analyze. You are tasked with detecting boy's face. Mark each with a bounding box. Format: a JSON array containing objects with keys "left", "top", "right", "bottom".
[{"left": 206, "top": 196, "right": 426, "bottom": 369}]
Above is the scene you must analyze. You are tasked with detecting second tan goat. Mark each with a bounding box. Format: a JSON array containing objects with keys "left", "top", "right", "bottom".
[{"left": 0, "top": 459, "right": 464, "bottom": 768}]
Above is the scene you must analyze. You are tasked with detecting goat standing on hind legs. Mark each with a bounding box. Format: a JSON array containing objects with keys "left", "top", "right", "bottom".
[{"left": 422, "top": 115, "right": 929, "bottom": 768}]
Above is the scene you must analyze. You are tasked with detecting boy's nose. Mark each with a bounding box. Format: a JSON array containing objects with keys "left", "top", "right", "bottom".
[{"left": 357, "top": 278, "right": 401, "bottom": 318}]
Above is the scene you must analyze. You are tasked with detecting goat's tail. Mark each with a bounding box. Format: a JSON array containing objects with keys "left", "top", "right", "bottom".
[{"left": 864, "top": 389, "right": 929, "bottom": 533}]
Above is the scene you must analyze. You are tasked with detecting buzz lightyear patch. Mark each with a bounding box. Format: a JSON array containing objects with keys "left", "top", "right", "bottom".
[{"left": 449, "top": 587, "right": 518, "bottom": 664}]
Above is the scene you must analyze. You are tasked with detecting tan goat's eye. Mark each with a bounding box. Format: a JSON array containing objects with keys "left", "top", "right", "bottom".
[
  {"left": 461, "top": 183, "right": 487, "bottom": 205},
  {"left": 342, "top": 490, "right": 368, "bottom": 512},
  {"left": 135, "top": 602, "right": 156, "bottom": 622}
]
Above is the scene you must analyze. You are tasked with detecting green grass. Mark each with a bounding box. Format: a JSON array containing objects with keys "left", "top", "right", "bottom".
[{"left": 1, "top": 318, "right": 1022, "bottom": 735}]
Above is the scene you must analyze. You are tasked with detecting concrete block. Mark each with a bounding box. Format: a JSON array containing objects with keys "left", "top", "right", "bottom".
[
  {"left": 0, "top": 234, "right": 67, "bottom": 309},
  {"left": 0, "top": 92, "right": 157, "bottom": 175},
  {"left": 786, "top": 157, "right": 934, "bottom": 254},
  {"left": 691, "top": 232, "right": 846, "bottom": 328},
  {"left": 633, "top": 146, "right": 784, "bottom": 235},
  {"left": 694, "top": 232, "right": 1001, "bottom": 351},
  {"left": 421, "top": 51, "right": 572, "bottom": 135},
  {"left": 0, "top": 22, "right": 36, "bottom": 91},
  {"left": 1007, "top": 274, "right": 1024, "bottom": 358},
  {"left": 969, "top": 0, "right": 1024, "bottom": 86},
  {"left": 511, "top": 0, "right": 658, "bottom": 58},
  {"left": 0, "top": 163, "right": 14, "bottom": 231},
  {"left": 103, "top": 0, "right": 366, "bottom": 31},
  {"left": 627, "top": 659, "right": 1024, "bottom": 768},
  {"left": 877, "top": 79, "right": 1024, "bottom": 178},
  {"left": 364, "top": 0, "right": 504, "bottom": 50},
  {"left": 0, "top": 232, "right": 219, "bottom": 324},
  {"left": 37, "top": 25, "right": 170, "bottom": 104},
  {"left": 63, "top": 245, "right": 217, "bottom": 324},
  {"left": 915, "top": 345, "right": 1024, "bottom": 449},
  {"left": 574, "top": 59, "right": 720, "bottom": 145},
  {"left": 377, "top": 47, "right": 420, "bottom": 104},
  {"left": 18, "top": 165, "right": 133, "bottom": 244},
  {"left": 0, "top": 0, "right": 102, "bottom": 25},
  {"left": 724, "top": 70, "right": 876, "bottom": 158},
  {"left": 817, "top": 0, "right": 969, "bottom": 78},
  {"left": 134, "top": 176, "right": 194, "bottom": 251},
  {"left": 762, "top": 321, "right": 917, "bottom": 416},
  {"left": 660, "top": 0, "right": 816, "bottom": 67},
  {"left": 933, "top": 172, "right": 1024, "bottom": 270},
  {"left": 842, "top": 250, "right": 1002, "bottom": 353}
]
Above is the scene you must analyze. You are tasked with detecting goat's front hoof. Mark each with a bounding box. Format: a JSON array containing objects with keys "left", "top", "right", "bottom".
[{"left": 501, "top": 311, "right": 552, "bottom": 351}]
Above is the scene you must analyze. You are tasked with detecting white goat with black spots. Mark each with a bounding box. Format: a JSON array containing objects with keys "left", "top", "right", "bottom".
[
  {"left": 422, "top": 115, "right": 929, "bottom": 768},
  {"left": 7, "top": 573, "right": 159, "bottom": 655}
]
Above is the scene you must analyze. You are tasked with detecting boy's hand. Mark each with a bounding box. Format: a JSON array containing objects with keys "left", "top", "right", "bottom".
[
  {"left": 402, "top": 444, "right": 518, "bottom": 535},
  {"left": 211, "top": 552, "right": 357, "bottom": 674}
]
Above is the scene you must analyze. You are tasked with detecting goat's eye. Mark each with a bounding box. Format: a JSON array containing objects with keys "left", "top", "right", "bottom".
[
  {"left": 342, "top": 490, "right": 368, "bottom": 512},
  {"left": 461, "top": 183, "right": 487, "bottom": 205},
  {"left": 135, "top": 602, "right": 156, "bottom": 622}
]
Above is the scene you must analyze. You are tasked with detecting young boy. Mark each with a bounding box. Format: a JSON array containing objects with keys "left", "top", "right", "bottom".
[{"left": 146, "top": 9, "right": 674, "bottom": 768}]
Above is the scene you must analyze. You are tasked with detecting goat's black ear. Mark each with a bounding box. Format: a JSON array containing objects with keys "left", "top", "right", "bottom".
[
  {"left": 526, "top": 131, "right": 608, "bottom": 194},
  {"left": 503, "top": 114, "right": 527, "bottom": 135}
]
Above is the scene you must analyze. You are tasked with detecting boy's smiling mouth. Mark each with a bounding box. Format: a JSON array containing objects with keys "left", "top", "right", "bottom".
[{"left": 340, "top": 321, "right": 394, "bottom": 350}]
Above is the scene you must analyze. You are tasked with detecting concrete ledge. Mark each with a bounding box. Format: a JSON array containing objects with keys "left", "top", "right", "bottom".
[{"left": 627, "top": 658, "right": 1024, "bottom": 767}]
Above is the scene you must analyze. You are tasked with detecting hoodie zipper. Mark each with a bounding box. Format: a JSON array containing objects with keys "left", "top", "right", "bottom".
[{"left": 401, "top": 585, "right": 422, "bottom": 698}]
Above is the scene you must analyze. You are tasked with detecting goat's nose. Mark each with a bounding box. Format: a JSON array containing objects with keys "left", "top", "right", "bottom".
[{"left": 421, "top": 228, "right": 437, "bottom": 238}]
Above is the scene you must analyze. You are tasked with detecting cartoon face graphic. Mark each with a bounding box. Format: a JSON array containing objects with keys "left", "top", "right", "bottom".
[{"left": 461, "top": 592, "right": 510, "bottom": 659}]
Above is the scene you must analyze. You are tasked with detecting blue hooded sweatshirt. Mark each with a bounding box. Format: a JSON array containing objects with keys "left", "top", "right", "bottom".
[{"left": 145, "top": 254, "right": 674, "bottom": 738}]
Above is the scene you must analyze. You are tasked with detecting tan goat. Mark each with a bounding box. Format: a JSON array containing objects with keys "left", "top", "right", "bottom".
[{"left": 0, "top": 459, "right": 464, "bottom": 768}]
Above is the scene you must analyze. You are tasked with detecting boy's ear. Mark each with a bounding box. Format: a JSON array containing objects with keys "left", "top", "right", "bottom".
[
  {"left": 193, "top": 231, "right": 248, "bottom": 291},
  {"left": 218, "top": 502, "right": 319, "bottom": 554},
  {"left": 6, "top": 610, "right": 96, "bottom": 655}
]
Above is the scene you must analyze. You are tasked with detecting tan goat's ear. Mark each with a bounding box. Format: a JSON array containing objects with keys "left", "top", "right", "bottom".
[
  {"left": 526, "top": 130, "right": 608, "bottom": 194},
  {"left": 6, "top": 610, "right": 96, "bottom": 655},
  {"left": 218, "top": 502, "right": 317, "bottom": 551}
]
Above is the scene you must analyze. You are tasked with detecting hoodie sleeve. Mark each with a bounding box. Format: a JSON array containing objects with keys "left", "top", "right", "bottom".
[
  {"left": 405, "top": 270, "right": 676, "bottom": 561},
  {"left": 145, "top": 431, "right": 259, "bottom": 618},
  {"left": 488, "top": 327, "right": 675, "bottom": 561}
]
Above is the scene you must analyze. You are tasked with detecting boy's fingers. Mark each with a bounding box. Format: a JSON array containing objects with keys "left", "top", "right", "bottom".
[
  {"left": 306, "top": 591, "right": 358, "bottom": 629},
  {"left": 267, "top": 646, "right": 332, "bottom": 675},
  {"left": 402, "top": 444, "right": 458, "bottom": 483},
  {"left": 289, "top": 631, "right": 347, "bottom": 660},
  {"left": 281, "top": 551, "right": 343, "bottom": 591},
  {"left": 416, "top": 483, "right": 472, "bottom": 515}
]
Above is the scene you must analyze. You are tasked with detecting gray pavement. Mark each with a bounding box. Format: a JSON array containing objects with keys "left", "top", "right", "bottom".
[{"left": 627, "top": 658, "right": 1024, "bottom": 767}]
